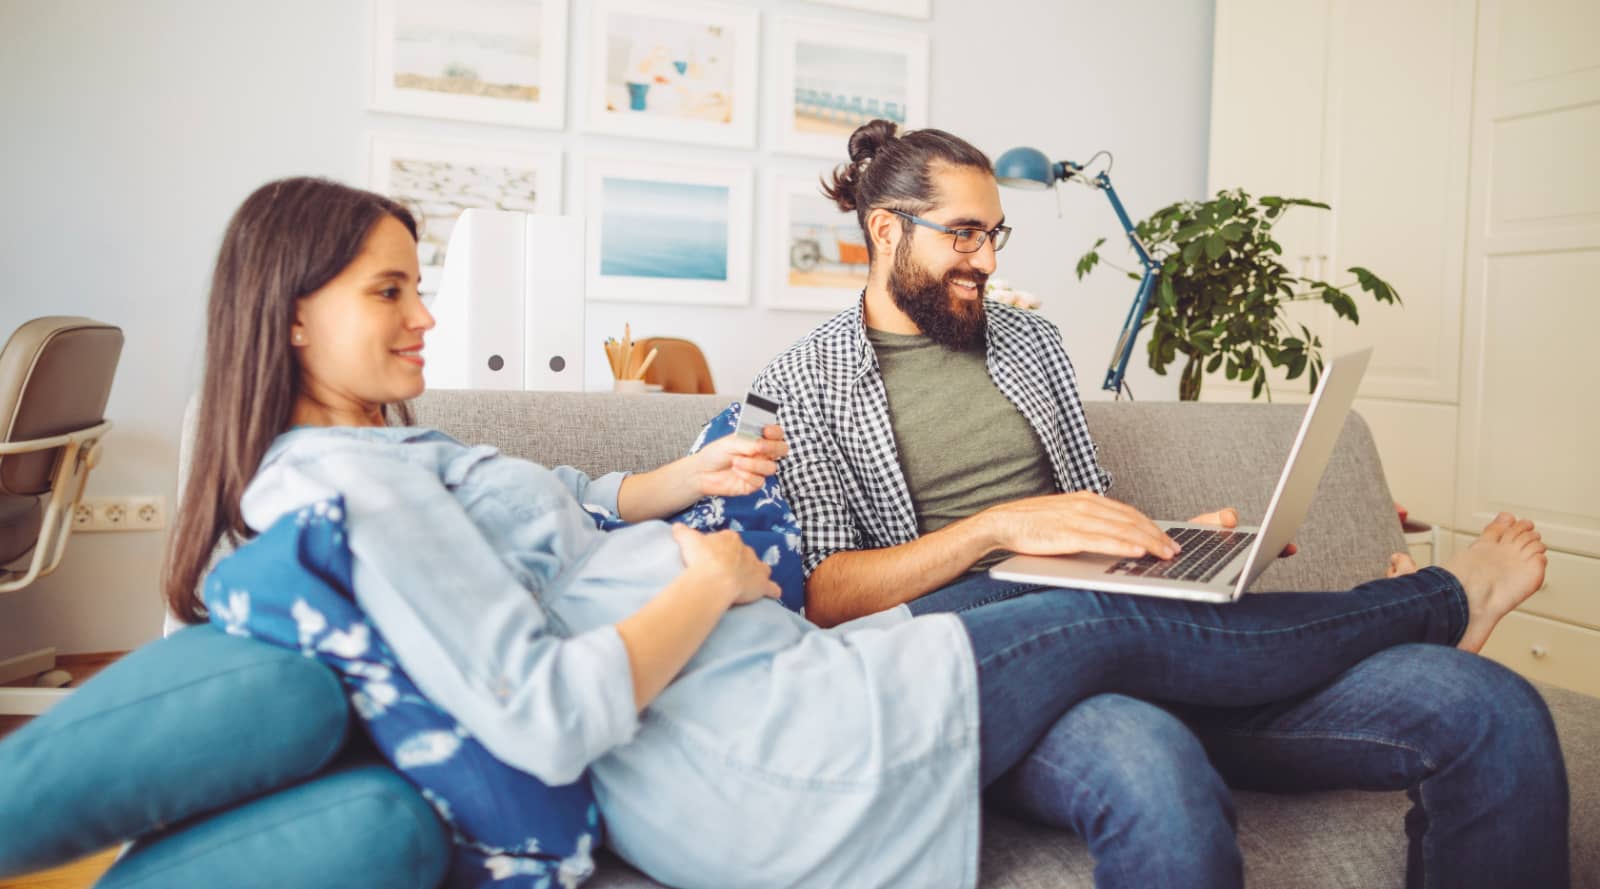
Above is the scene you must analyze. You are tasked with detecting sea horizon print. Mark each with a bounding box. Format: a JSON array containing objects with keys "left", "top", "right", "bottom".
[{"left": 599, "top": 177, "right": 730, "bottom": 280}]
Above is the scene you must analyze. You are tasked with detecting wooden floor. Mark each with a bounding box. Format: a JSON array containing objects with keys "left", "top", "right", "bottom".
[
  {"left": 0, "top": 654, "right": 126, "bottom": 889},
  {"left": 0, "top": 851, "right": 118, "bottom": 889}
]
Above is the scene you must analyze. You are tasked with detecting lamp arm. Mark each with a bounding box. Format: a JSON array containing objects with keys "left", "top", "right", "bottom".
[{"left": 1089, "top": 171, "right": 1160, "bottom": 396}]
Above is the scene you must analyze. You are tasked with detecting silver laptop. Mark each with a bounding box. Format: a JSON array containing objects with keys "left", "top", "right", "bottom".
[{"left": 989, "top": 348, "right": 1372, "bottom": 603}]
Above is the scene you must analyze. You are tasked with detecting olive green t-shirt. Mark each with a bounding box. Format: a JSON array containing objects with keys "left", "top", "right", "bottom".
[{"left": 867, "top": 328, "right": 1057, "bottom": 569}]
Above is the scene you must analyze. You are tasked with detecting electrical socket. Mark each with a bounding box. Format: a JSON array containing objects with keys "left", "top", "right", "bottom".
[
  {"left": 100, "top": 501, "right": 126, "bottom": 528},
  {"left": 128, "top": 496, "right": 166, "bottom": 530},
  {"left": 75, "top": 496, "right": 166, "bottom": 533}
]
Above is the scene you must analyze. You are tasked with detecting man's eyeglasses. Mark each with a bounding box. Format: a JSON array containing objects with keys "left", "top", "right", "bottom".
[{"left": 888, "top": 210, "right": 1012, "bottom": 254}]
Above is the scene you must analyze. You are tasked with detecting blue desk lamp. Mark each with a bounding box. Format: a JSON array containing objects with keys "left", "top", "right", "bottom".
[{"left": 994, "top": 147, "right": 1157, "bottom": 397}]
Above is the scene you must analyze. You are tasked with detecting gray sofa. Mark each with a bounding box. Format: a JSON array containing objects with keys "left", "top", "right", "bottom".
[{"left": 411, "top": 389, "right": 1599, "bottom": 888}]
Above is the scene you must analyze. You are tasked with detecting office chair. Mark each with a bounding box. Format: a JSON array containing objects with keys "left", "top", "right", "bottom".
[
  {"left": 0, "top": 317, "right": 123, "bottom": 715},
  {"left": 636, "top": 337, "right": 716, "bottom": 394}
]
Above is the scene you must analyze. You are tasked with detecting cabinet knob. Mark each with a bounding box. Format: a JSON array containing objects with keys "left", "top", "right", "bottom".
[{"left": 1531, "top": 643, "right": 1549, "bottom": 659}]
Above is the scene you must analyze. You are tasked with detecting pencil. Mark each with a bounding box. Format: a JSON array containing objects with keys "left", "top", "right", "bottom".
[{"left": 634, "top": 347, "right": 658, "bottom": 380}]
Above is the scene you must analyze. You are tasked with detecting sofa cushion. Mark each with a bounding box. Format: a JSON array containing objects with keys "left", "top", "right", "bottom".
[
  {"left": 98, "top": 760, "right": 448, "bottom": 889},
  {"left": 0, "top": 624, "right": 350, "bottom": 877},
  {"left": 205, "top": 495, "right": 602, "bottom": 888}
]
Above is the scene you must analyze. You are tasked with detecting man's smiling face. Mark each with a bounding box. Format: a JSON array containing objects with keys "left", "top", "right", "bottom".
[{"left": 885, "top": 164, "right": 1004, "bottom": 349}]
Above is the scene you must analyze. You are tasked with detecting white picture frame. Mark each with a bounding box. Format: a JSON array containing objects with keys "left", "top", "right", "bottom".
[
  {"left": 806, "top": 0, "right": 932, "bottom": 21},
  {"left": 369, "top": 0, "right": 569, "bottom": 129},
  {"left": 765, "top": 170, "right": 869, "bottom": 312},
  {"left": 584, "top": 0, "right": 759, "bottom": 148},
  {"left": 773, "top": 17, "right": 929, "bottom": 158},
  {"left": 584, "top": 156, "right": 753, "bottom": 306},
  {"left": 368, "top": 135, "right": 564, "bottom": 294}
]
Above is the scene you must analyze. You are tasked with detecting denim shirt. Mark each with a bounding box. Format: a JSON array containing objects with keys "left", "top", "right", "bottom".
[{"left": 242, "top": 427, "right": 983, "bottom": 889}]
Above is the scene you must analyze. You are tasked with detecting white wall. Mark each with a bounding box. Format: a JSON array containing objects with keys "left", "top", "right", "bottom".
[{"left": 0, "top": 0, "right": 1213, "bottom": 656}]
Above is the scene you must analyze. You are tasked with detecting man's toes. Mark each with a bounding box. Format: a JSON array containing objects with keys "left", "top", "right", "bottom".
[
  {"left": 1482, "top": 512, "right": 1518, "bottom": 541},
  {"left": 1509, "top": 526, "right": 1540, "bottom": 547},
  {"left": 1387, "top": 552, "right": 1419, "bottom": 577}
]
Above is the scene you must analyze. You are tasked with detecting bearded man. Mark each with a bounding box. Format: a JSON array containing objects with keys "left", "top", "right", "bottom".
[{"left": 747, "top": 119, "right": 1569, "bottom": 889}]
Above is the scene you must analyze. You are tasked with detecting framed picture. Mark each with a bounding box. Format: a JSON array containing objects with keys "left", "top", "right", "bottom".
[
  {"left": 765, "top": 171, "right": 869, "bottom": 312},
  {"left": 585, "top": 156, "right": 752, "bottom": 306},
  {"left": 806, "top": 0, "right": 932, "bottom": 20},
  {"left": 773, "top": 17, "right": 929, "bottom": 158},
  {"left": 584, "top": 0, "right": 759, "bottom": 148},
  {"left": 368, "top": 136, "right": 563, "bottom": 293},
  {"left": 369, "top": 0, "right": 569, "bottom": 129}
]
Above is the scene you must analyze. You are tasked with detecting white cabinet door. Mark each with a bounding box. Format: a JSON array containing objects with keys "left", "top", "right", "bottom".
[
  {"left": 1206, "top": 0, "right": 1332, "bottom": 403},
  {"left": 1319, "top": 0, "right": 1474, "bottom": 405},
  {"left": 1208, "top": 0, "right": 1332, "bottom": 260},
  {"left": 1454, "top": 0, "right": 1600, "bottom": 558}
]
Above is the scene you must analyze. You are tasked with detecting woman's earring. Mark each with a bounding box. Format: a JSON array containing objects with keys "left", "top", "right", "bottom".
[{"left": 292, "top": 331, "right": 305, "bottom": 345}]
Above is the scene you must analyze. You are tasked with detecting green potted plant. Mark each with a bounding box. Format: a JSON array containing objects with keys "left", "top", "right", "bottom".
[{"left": 1075, "top": 190, "right": 1401, "bottom": 401}]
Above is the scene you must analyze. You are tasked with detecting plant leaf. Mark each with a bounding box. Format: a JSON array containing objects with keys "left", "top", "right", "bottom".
[
  {"left": 1204, "top": 234, "right": 1225, "bottom": 261},
  {"left": 1075, "top": 250, "right": 1099, "bottom": 280}
]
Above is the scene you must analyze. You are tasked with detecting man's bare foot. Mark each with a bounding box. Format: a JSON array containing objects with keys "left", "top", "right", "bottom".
[
  {"left": 1444, "top": 512, "right": 1549, "bottom": 653},
  {"left": 1386, "top": 552, "right": 1419, "bottom": 578}
]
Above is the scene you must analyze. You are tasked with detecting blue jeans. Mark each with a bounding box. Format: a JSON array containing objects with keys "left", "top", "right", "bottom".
[{"left": 910, "top": 570, "right": 1570, "bottom": 889}]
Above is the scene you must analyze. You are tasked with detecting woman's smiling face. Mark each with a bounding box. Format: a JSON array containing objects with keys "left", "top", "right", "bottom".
[{"left": 291, "top": 214, "right": 435, "bottom": 426}]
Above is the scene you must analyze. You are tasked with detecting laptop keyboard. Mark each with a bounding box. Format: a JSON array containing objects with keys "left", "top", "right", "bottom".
[{"left": 1107, "top": 527, "right": 1257, "bottom": 584}]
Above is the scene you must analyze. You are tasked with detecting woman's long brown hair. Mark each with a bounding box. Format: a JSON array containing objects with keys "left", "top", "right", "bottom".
[{"left": 162, "top": 177, "right": 418, "bottom": 623}]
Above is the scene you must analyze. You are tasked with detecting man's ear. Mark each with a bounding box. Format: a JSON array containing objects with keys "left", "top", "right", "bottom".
[{"left": 865, "top": 207, "right": 901, "bottom": 257}]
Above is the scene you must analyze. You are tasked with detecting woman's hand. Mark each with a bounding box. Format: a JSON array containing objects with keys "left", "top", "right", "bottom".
[
  {"left": 616, "top": 426, "right": 789, "bottom": 523},
  {"left": 616, "top": 524, "right": 780, "bottom": 712},
  {"left": 689, "top": 426, "right": 789, "bottom": 498},
  {"left": 672, "top": 524, "right": 781, "bottom": 606}
]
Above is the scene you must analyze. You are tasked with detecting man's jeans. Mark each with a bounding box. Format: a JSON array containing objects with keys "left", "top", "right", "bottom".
[{"left": 911, "top": 571, "right": 1570, "bottom": 889}]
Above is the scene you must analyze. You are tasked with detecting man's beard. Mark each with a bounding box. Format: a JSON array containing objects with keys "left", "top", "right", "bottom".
[{"left": 887, "top": 237, "right": 987, "bottom": 349}]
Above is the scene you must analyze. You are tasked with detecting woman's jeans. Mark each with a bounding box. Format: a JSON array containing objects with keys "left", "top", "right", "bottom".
[{"left": 913, "top": 568, "right": 1570, "bottom": 889}]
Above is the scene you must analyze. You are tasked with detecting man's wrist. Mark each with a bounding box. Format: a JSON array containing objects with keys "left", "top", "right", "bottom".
[{"left": 960, "top": 506, "right": 1007, "bottom": 560}]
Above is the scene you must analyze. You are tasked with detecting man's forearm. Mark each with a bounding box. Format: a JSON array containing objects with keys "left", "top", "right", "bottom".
[{"left": 805, "top": 513, "right": 1000, "bottom": 627}]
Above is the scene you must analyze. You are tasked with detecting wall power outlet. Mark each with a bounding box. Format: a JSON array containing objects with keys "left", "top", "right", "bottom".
[{"left": 75, "top": 496, "right": 166, "bottom": 532}]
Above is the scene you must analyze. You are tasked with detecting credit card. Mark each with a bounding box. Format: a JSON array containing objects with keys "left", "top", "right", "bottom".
[{"left": 734, "top": 391, "right": 782, "bottom": 440}]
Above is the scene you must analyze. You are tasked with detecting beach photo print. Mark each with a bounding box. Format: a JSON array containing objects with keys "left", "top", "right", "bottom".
[
  {"left": 766, "top": 171, "right": 869, "bottom": 312},
  {"left": 369, "top": 0, "right": 569, "bottom": 129},
  {"left": 584, "top": 157, "right": 753, "bottom": 305},
  {"left": 368, "top": 136, "right": 563, "bottom": 294},
  {"left": 584, "top": 0, "right": 759, "bottom": 147},
  {"left": 773, "top": 17, "right": 928, "bottom": 158}
]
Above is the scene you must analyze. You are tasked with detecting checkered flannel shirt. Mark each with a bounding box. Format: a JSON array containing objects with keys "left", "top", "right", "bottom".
[{"left": 751, "top": 297, "right": 1112, "bottom": 579}]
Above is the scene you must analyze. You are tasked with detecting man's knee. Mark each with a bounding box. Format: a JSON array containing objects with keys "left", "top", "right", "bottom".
[
  {"left": 1028, "top": 695, "right": 1231, "bottom": 821},
  {"left": 1386, "top": 645, "right": 1562, "bottom": 773}
]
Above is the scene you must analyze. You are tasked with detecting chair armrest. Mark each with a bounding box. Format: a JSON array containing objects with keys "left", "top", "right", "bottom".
[{"left": 0, "top": 419, "right": 111, "bottom": 594}]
